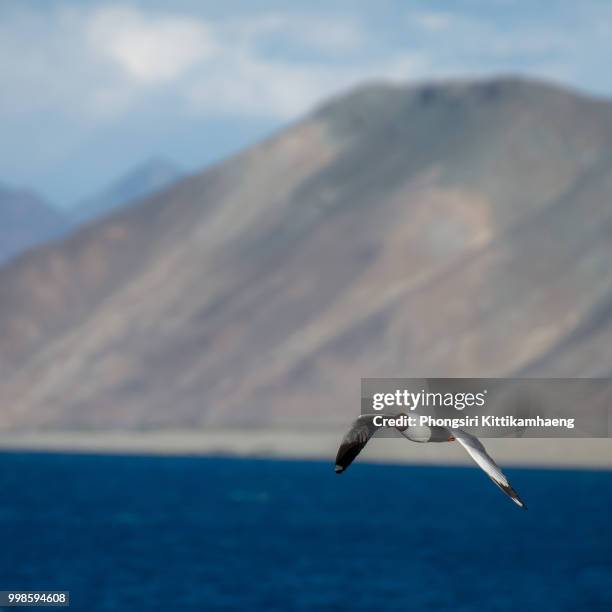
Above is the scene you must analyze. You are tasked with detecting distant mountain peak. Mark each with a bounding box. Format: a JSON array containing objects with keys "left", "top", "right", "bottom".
[{"left": 71, "top": 157, "right": 183, "bottom": 226}]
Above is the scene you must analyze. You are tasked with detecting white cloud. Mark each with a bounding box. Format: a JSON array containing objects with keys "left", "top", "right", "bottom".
[
  {"left": 87, "top": 6, "right": 217, "bottom": 83},
  {"left": 0, "top": 4, "right": 425, "bottom": 122},
  {"left": 2, "top": 1, "right": 611, "bottom": 128}
]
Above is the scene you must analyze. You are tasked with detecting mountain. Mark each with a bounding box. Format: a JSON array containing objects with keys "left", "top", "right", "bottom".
[
  {"left": 0, "top": 185, "right": 66, "bottom": 265},
  {"left": 70, "top": 158, "right": 182, "bottom": 225},
  {"left": 1, "top": 76, "right": 612, "bottom": 430}
]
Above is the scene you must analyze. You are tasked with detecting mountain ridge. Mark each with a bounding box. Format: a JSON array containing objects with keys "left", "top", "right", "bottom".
[{"left": 1, "top": 76, "right": 612, "bottom": 429}]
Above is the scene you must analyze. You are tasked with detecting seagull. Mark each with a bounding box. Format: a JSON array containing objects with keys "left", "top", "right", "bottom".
[{"left": 335, "top": 414, "right": 526, "bottom": 509}]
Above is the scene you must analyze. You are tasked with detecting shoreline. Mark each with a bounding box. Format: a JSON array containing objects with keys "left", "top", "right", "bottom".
[{"left": 0, "top": 428, "right": 611, "bottom": 468}]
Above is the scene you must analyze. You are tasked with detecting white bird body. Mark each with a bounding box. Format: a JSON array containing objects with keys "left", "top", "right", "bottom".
[
  {"left": 399, "top": 424, "right": 451, "bottom": 443},
  {"left": 335, "top": 414, "right": 526, "bottom": 509}
]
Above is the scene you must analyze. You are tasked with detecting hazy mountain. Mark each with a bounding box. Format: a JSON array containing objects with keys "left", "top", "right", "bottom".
[
  {"left": 0, "top": 185, "right": 66, "bottom": 265},
  {"left": 1, "top": 77, "right": 612, "bottom": 430},
  {"left": 70, "top": 158, "right": 182, "bottom": 225}
]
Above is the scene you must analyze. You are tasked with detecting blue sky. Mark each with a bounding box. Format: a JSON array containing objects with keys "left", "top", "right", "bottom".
[{"left": 1, "top": 0, "right": 611, "bottom": 206}]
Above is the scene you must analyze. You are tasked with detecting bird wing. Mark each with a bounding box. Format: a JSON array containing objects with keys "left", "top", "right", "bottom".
[
  {"left": 335, "top": 414, "right": 382, "bottom": 473},
  {"left": 449, "top": 428, "right": 527, "bottom": 509}
]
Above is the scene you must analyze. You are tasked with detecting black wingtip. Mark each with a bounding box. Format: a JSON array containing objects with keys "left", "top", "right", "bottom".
[{"left": 335, "top": 464, "right": 345, "bottom": 474}]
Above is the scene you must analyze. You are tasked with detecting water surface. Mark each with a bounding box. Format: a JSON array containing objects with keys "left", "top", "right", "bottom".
[{"left": 0, "top": 453, "right": 610, "bottom": 611}]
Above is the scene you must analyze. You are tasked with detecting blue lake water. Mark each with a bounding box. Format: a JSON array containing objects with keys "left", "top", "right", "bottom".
[{"left": 0, "top": 452, "right": 611, "bottom": 611}]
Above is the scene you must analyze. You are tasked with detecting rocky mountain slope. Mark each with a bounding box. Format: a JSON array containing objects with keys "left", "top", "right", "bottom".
[{"left": 1, "top": 77, "right": 612, "bottom": 430}]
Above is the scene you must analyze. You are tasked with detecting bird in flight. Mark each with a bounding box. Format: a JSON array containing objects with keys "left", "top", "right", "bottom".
[{"left": 335, "top": 414, "right": 526, "bottom": 509}]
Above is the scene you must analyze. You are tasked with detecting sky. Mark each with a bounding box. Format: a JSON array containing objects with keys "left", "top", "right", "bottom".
[{"left": 2, "top": 0, "right": 612, "bottom": 207}]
